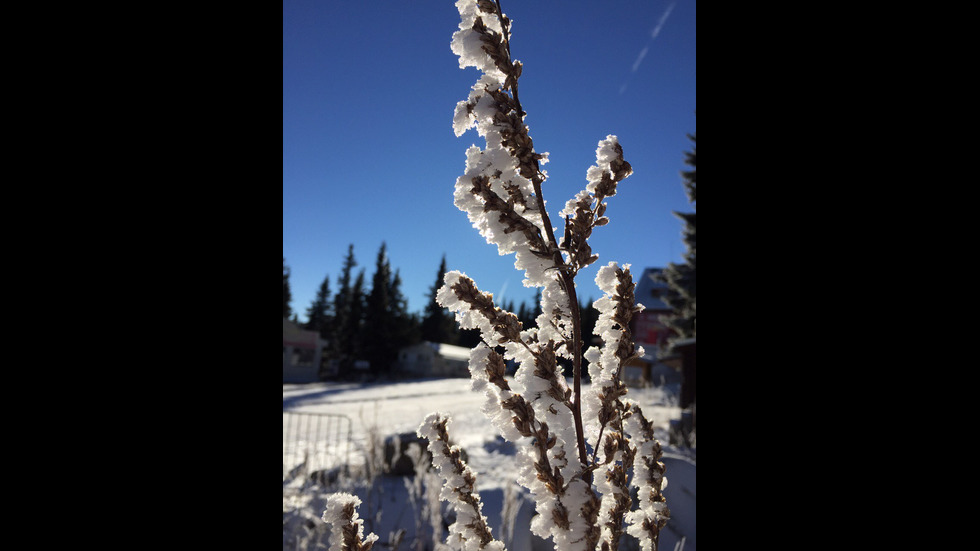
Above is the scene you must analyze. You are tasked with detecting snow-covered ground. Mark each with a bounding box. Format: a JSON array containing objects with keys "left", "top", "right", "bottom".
[{"left": 283, "top": 377, "right": 695, "bottom": 551}]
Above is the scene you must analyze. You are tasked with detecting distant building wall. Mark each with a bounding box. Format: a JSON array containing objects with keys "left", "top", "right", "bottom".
[
  {"left": 283, "top": 318, "right": 323, "bottom": 383},
  {"left": 399, "top": 342, "right": 471, "bottom": 378},
  {"left": 629, "top": 267, "right": 682, "bottom": 387}
]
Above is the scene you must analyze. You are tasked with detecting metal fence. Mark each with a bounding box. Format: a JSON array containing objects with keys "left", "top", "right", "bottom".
[{"left": 282, "top": 411, "right": 353, "bottom": 481}]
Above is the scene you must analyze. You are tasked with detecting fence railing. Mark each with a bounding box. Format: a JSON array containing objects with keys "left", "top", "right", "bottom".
[{"left": 282, "top": 411, "right": 353, "bottom": 481}]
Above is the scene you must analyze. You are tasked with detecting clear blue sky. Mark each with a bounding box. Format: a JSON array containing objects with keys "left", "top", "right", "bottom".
[{"left": 283, "top": 0, "right": 695, "bottom": 323}]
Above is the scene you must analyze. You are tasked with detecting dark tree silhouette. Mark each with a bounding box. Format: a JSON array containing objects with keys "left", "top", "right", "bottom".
[
  {"left": 420, "top": 255, "right": 459, "bottom": 344},
  {"left": 659, "top": 133, "right": 696, "bottom": 351},
  {"left": 283, "top": 257, "right": 293, "bottom": 319},
  {"left": 305, "top": 275, "right": 332, "bottom": 339}
]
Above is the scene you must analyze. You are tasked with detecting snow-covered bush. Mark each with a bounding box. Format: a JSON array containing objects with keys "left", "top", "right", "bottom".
[{"left": 324, "top": 2, "right": 669, "bottom": 550}]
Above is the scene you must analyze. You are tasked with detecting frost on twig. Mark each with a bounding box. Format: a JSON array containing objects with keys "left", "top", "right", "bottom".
[
  {"left": 580, "top": 263, "right": 646, "bottom": 551},
  {"left": 417, "top": 413, "right": 505, "bottom": 551},
  {"left": 322, "top": 493, "right": 380, "bottom": 551},
  {"left": 583, "top": 262, "right": 644, "bottom": 454},
  {"left": 325, "top": 2, "right": 671, "bottom": 550},
  {"left": 559, "top": 137, "right": 633, "bottom": 275},
  {"left": 623, "top": 404, "right": 670, "bottom": 551},
  {"left": 450, "top": 0, "right": 557, "bottom": 289},
  {"left": 439, "top": 2, "right": 668, "bottom": 550},
  {"left": 436, "top": 271, "right": 598, "bottom": 550}
]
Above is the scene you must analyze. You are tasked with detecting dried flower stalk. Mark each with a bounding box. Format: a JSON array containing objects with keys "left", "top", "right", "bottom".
[
  {"left": 326, "top": 2, "right": 670, "bottom": 550},
  {"left": 417, "top": 413, "right": 504, "bottom": 551},
  {"left": 623, "top": 404, "right": 670, "bottom": 551},
  {"left": 321, "top": 493, "right": 379, "bottom": 551},
  {"left": 442, "top": 2, "right": 669, "bottom": 550}
]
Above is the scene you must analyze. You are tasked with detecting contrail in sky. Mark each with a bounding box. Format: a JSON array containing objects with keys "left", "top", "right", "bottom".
[
  {"left": 620, "top": 1, "right": 677, "bottom": 94},
  {"left": 650, "top": 1, "right": 676, "bottom": 40},
  {"left": 631, "top": 46, "right": 649, "bottom": 73}
]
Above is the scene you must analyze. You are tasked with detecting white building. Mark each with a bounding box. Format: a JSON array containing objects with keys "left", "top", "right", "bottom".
[
  {"left": 283, "top": 318, "right": 328, "bottom": 383},
  {"left": 398, "top": 341, "right": 472, "bottom": 378}
]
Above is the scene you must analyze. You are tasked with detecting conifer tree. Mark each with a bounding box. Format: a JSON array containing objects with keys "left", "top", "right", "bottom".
[
  {"left": 364, "top": 243, "right": 400, "bottom": 375},
  {"left": 390, "top": 269, "right": 422, "bottom": 371},
  {"left": 349, "top": 270, "right": 367, "bottom": 367},
  {"left": 420, "top": 255, "right": 458, "bottom": 344},
  {"left": 516, "top": 301, "right": 529, "bottom": 327},
  {"left": 283, "top": 257, "right": 292, "bottom": 319},
  {"left": 659, "top": 134, "right": 696, "bottom": 352},
  {"left": 330, "top": 245, "right": 360, "bottom": 374},
  {"left": 305, "top": 275, "right": 332, "bottom": 339},
  {"left": 389, "top": 270, "right": 410, "bottom": 327}
]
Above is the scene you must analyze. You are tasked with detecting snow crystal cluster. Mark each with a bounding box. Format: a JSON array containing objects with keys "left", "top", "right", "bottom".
[
  {"left": 448, "top": 1, "right": 558, "bottom": 289},
  {"left": 623, "top": 410, "right": 670, "bottom": 551},
  {"left": 586, "top": 136, "right": 628, "bottom": 195},
  {"left": 436, "top": 268, "right": 596, "bottom": 548},
  {"left": 582, "top": 262, "right": 644, "bottom": 433},
  {"left": 321, "top": 493, "right": 380, "bottom": 551},
  {"left": 450, "top": 0, "right": 507, "bottom": 84},
  {"left": 417, "top": 412, "right": 506, "bottom": 551}
]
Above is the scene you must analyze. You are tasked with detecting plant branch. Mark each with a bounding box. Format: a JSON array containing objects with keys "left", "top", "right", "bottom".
[
  {"left": 560, "top": 271, "right": 588, "bottom": 469},
  {"left": 492, "top": 0, "right": 589, "bottom": 471},
  {"left": 493, "top": 0, "right": 523, "bottom": 118}
]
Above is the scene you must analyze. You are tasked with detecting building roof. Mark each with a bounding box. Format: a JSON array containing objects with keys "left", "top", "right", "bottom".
[
  {"left": 433, "top": 342, "right": 472, "bottom": 362},
  {"left": 283, "top": 318, "right": 319, "bottom": 349},
  {"left": 633, "top": 267, "right": 671, "bottom": 311},
  {"left": 671, "top": 337, "right": 696, "bottom": 349}
]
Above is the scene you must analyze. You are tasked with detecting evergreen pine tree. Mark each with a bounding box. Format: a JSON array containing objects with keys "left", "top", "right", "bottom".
[
  {"left": 659, "top": 133, "right": 696, "bottom": 352},
  {"left": 364, "top": 243, "right": 398, "bottom": 376},
  {"left": 330, "top": 245, "right": 359, "bottom": 374},
  {"left": 305, "top": 275, "right": 332, "bottom": 339},
  {"left": 283, "top": 257, "right": 292, "bottom": 319},
  {"left": 349, "top": 269, "right": 367, "bottom": 369},
  {"left": 421, "top": 255, "right": 459, "bottom": 344},
  {"left": 390, "top": 269, "right": 421, "bottom": 371},
  {"left": 531, "top": 288, "right": 543, "bottom": 320}
]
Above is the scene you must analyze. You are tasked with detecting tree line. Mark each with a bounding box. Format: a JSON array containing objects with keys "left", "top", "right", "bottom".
[
  {"left": 282, "top": 134, "right": 692, "bottom": 383},
  {"left": 656, "top": 133, "right": 696, "bottom": 353},
  {"left": 283, "top": 244, "right": 599, "bottom": 380}
]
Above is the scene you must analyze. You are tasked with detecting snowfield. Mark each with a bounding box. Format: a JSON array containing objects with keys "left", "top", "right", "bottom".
[{"left": 283, "top": 377, "right": 695, "bottom": 551}]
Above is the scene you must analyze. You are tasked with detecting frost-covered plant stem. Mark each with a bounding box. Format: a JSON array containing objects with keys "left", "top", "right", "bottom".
[
  {"left": 623, "top": 404, "right": 669, "bottom": 551},
  {"left": 325, "top": 2, "right": 668, "bottom": 550},
  {"left": 484, "top": 0, "right": 581, "bottom": 428},
  {"left": 418, "top": 413, "right": 503, "bottom": 551},
  {"left": 322, "top": 493, "right": 379, "bottom": 551},
  {"left": 564, "top": 269, "right": 588, "bottom": 464}
]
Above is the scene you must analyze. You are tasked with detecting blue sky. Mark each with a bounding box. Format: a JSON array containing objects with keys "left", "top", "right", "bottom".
[{"left": 283, "top": 0, "right": 696, "bottom": 322}]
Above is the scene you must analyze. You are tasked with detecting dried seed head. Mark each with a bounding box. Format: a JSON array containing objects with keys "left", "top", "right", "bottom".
[
  {"left": 485, "top": 348, "right": 510, "bottom": 391},
  {"left": 551, "top": 502, "right": 571, "bottom": 530}
]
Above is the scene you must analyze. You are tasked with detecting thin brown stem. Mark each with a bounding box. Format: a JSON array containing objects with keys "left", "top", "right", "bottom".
[
  {"left": 590, "top": 425, "right": 605, "bottom": 466},
  {"left": 493, "top": 0, "right": 523, "bottom": 117},
  {"left": 561, "top": 271, "right": 589, "bottom": 469},
  {"left": 492, "top": 0, "right": 588, "bottom": 470}
]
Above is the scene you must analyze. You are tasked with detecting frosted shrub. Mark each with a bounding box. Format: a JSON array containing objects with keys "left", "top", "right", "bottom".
[{"left": 324, "top": 2, "right": 669, "bottom": 550}]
